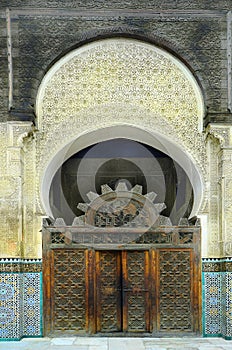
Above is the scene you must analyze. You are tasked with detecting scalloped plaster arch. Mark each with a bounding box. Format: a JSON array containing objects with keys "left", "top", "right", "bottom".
[
  {"left": 40, "top": 125, "right": 204, "bottom": 220},
  {"left": 35, "top": 38, "right": 206, "bottom": 219}
]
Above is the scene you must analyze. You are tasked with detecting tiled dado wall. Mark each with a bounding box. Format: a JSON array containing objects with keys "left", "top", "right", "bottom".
[
  {"left": 0, "top": 259, "right": 42, "bottom": 340},
  {"left": 1, "top": 258, "right": 232, "bottom": 340},
  {"left": 202, "top": 258, "right": 232, "bottom": 340}
]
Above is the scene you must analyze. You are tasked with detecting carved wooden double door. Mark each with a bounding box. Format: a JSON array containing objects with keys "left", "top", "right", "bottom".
[
  {"left": 95, "top": 250, "right": 150, "bottom": 333},
  {"left": 44, "top": 243, "right": 201, "bottom": 336}
]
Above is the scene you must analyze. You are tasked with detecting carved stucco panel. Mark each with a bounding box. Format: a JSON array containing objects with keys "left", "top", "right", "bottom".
[
  {"left": 0, "top": 123, "right": 7, "bottom": 173},
  {"left": 0, "top": 178, "right": 23, "bottom": 258},
  {"left": 22, "top": 135, "right": 42, "bottom": 258},
  {"left": 201, "top": 125, "right": 232, "bottom": 257},
  {"left": 36, "top": 39, "right": 206, "bottom": 196},
  {"left": 205, "top": 135, "right": 223, "bottom": 257},
  {"left": 206, "top": 124, "right": 232, "bottom": 147},
  {"left": 0, "top": 124, "right": 21, "bottom": 257},
  {"left": 221, "top": 148, "right": 232, "bottom": 256},
  {"left": 38, "top": 40, "right": 202, "bottom": 132},
  {"left": 0, "top": 122, "right": 34, "bottom": 258},
  {"left": 7, "top": 122, "right": 33, "bottom": 147},
  {"left": 36, "top": 108, "right": 207, "bottom": 185}
]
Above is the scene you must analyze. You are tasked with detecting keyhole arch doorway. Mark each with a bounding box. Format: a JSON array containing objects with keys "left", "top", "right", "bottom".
[{"left": 37, "top": 37, "right": 205, "bottom": 337}]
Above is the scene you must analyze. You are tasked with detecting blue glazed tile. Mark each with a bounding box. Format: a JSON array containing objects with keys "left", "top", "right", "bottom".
[
  {"left": 0, "top": 264, "right": 43, "bottom": 341},
  {"left": 23, "top": 272, "right": 42, "bottom": 337},
  {"left": 0, "top": 274, "right": 21, "bottom": 339},
  {"left": 202, "top": 271, "right": 221, "bottom": 336}
]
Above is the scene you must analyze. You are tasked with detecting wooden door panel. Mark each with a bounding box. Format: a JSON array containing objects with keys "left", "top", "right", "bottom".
[
  {"left": 122, "top": 251, "right": 150, "bottom": 332},
  {"left": 52, "top": 249, "right": 87, "bottom": 332},
  {"left": 96, "top": 251, "right": 122, "bottom": 332},
  {"left": 157, "top": 249, "right": 194, "bottom": 332}
]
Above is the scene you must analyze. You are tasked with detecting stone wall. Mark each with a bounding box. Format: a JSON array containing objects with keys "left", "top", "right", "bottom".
[{"left": 0, "top": 0, "right": 232, "bottom": 10}]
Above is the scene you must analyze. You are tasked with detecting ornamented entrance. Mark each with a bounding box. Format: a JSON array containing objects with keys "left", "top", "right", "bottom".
[
  {"left": 43, "top": 183, "right": 201, "bottom": 336},
  {"left": 96, "top": 250, "right": 150, "bottom": 333}
]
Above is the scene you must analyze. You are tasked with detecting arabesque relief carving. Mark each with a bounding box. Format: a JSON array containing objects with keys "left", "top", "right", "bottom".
[{"left": 36, "top": 38, "right": 206, "bottom": 194}]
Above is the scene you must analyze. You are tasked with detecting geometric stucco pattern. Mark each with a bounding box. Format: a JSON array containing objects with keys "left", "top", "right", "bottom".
[
  {"left": 36, "top": 38, "right": 206, "bottom": 209},
  {"left": 206, "top": 125, "right": 232, "bottom": 256},
  {"left": 37, "top": 39, "right": 205, "bottom": 163},
  {"left": 204, "top": 132, "right": 223, "bottom": 257},
  {"left": 0, "top": 122, "right": 35, "bottom": 258}
]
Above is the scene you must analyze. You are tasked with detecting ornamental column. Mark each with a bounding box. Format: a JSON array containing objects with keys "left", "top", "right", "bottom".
[{"left": 0, "top": 121, "right": 33, "bottom": 258}]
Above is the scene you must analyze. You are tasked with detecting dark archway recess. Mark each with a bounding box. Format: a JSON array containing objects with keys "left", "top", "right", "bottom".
[{"left": 49, "top": 138, "right": 194, "bottom": 225}]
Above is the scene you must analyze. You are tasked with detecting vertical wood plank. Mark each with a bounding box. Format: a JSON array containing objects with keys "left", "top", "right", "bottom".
[
  {"left": 42, "top": 228, "right": 51, "bottom": 336},
  {"left": 149, "top": 249, "right": 155, "bottom": 333},
  {"left": 156, "top": 249, "right": 161, "bottom": 332},
  {"left": 92, "top": 249, "right": 97, "bottom": 334},
  {"left": 85, "top": 249, "right": 91, "bottom": 333},
  {"left": 122, "top": 250, "right": 128, "bottom": 332},
  {"left": 198, "top": 229, "right": 202, "bottom": 334},
  {"left": 189, "top": 249, "right": 195, "bottom": 331},
  {"left": 116, "top": 251, "right": 122, "bottom": 331},
  {"left": 144, "top": 250, "right": 150, "bottom": 332},
  {"left": 193, "top": 228, "right": 202, "bottom": 333},
  {"left": 85, "top": 249, "right": 89, "bottom": 333},
  {"left": 86, "top": 249, "right": 96, "bottom": 333},
  {"left": 50, "top": 250, "right": 55, "bottom": 334},
  {"left": 95, "top": 250, "right": 101, "bottom": 332},
  {"left": 43, "top": 251, "right": 52, "bottom": 336}
]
